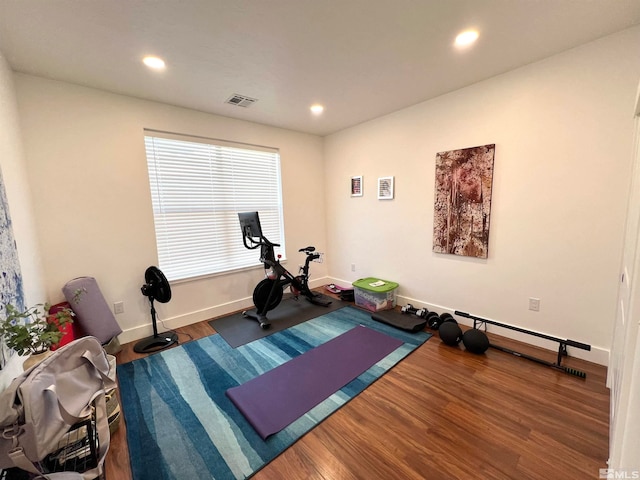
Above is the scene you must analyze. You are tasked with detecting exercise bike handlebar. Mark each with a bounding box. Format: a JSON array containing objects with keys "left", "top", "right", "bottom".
[
  {"left": 242, "top": 233, "right": 280, "bottom": 250},
  {"left": 241, "top": 230, "right": 319, "bottom": 266}
]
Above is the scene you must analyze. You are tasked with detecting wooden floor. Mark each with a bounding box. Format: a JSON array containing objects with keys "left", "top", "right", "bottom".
[{"left": 106, "top": 297, "right": 610, "bottom": 480}]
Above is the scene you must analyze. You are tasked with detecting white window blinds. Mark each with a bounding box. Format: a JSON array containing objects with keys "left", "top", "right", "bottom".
[{"left": 144, "top": 130, "right": 285, "bottom": 281}]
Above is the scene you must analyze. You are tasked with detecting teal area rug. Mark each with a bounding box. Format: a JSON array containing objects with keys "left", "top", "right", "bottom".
[{"left": 117, "top": 306, "right": 431, "bottom": 480}]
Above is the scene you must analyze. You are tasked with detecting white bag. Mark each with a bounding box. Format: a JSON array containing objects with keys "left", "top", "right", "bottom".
[{"left": 0, "top": 336, "right": 115, "bottom": 479}]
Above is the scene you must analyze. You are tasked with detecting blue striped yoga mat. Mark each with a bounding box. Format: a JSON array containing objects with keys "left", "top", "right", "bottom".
[{"left": 117, "top": 306, "right": 431, "bottom": 480}]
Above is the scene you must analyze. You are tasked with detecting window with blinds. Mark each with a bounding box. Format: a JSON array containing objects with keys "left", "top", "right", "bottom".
[{"left": 144, "top": 130, "right": 285, "bottom": 281}]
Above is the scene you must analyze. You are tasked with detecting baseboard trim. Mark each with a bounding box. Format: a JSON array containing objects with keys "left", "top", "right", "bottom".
[{"left": 118, "top": 276, "right": 330, "bottom": 345}]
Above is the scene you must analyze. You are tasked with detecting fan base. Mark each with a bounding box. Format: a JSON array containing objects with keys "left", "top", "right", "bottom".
[{"left": 133, "top": 332, "right": 178, "bottom": 354}]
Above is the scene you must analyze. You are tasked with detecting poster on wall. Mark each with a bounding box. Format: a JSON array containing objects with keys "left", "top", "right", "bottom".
[
  {"left": 0, "top": 167, "right": 25, "bottom": 369},
  {"left": 433, "top": 144, "right": 495, "bottom": 259},
  {"left": 377, "top": 176, "right": 394, "bottom": 200},
  {"left": 351, "top": 176, "right": 363, "bottom": 197}
]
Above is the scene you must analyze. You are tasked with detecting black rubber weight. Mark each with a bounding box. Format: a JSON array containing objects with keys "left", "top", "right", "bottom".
[
  {"left": 440, "top": 312, "right": 454, "bottom": 323},
  {"left": 462, "top": 329, "right": 490, "bottom": 354},
  {"left": 439, "top": 321, "right": 463, "bottom": 346},
  {"left": 426, "top": 312, "right": 442, "bottom": 330}
]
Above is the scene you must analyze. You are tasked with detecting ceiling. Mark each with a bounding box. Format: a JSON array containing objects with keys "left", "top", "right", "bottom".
[{"left": 1, "top": 1, "right": 639, "bottom": 137}]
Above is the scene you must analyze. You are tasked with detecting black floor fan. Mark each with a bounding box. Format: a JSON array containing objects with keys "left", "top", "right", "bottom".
[{"left": 134, "top": 266, "right": 178, "bottom": 354}]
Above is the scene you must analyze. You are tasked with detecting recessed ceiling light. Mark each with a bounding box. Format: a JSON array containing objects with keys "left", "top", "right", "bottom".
[
  {"left": 455, "top": 30, "right": 479, "bottom": 48},
  {"left": 143, "top": 56, "right": 166, "bottom": 70},
  {"left": 310, "top": 104, "right": 324, "bottom": 115}
]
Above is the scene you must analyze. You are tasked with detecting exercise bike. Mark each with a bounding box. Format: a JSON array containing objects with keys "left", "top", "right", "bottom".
[{"left": 239, "top": 211, "right": 332, "bottom": 329}]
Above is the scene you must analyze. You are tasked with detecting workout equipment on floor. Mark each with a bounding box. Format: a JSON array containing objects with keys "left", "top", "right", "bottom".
[
  {"left": 462, "top": 329, "right": 490, "bottom": 354},
  {"left": 401, "top": 303, "right": 429, "bottom": 318},
  {"left": 455, "top": 310, "right": 591, "bottom": 378},
  {"left": 428, "top": 311, "right": 457, "bottom": 331},
  {"left": 437, "top": 315, "right": 489, "bottom": 354},
  {"left": 134, "top": 266, "right": 178, "bottom": 354},
  {"left": 325, "top": 283, "right": 355, "bottom": 302},
  {"left": 240, "top": 211, "right": 331, "bottom": 329},
  {"left": 402, "top": 309, "right": 457, "bottom": 331},
  {"left": 339, "top": 289, "right": 355, "bottom": 302},
  {"left": 438, "top": 318, "right": 463, "bottom": 346},
  {"left": 371, "top": 309, "right": 427, "bottom": 332},
  {"left": 325, "top": 283, "right": 348, "bottom": 294},
  {"left": 426, "top": 311, "right": 443, "bottom": 330},
  {"left": 440, "top": 312, "right": 455, "bottom": 323}
]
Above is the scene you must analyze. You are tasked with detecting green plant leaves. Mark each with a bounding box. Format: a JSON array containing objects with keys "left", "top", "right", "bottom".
[{"left": 0, "top": 303, "right": 74, "bottom": 355}]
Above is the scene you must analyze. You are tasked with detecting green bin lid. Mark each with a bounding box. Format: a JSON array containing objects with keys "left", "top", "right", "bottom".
[{"left": 352, "top": 277, "right": 399, "bottom": 293}]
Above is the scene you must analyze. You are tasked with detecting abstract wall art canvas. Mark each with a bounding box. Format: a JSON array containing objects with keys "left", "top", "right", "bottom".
[
  {"left": 433, "top": 144, "right": 495, "bottom": 259},
  {"left": 0, "top": 167, "right": 25, "bottom": 369}
]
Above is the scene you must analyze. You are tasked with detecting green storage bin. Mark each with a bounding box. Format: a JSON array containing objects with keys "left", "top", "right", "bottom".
[{"left": 352, "top": 277, "right": 399, "bottom": 312}]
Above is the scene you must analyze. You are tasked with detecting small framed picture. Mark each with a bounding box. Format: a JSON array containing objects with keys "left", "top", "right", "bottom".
[
  {"left": 377, "top": 176, "right": 394, "bottom": 200},
  {"left": 351, "top": 176, "right": 363, "bottom": 197}
]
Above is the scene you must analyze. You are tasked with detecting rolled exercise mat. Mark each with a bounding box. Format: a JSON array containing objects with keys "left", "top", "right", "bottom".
[
  {"left": 62, "top": 276, "right": 122, "bottom": 344},
  {"left": 226, "top": 325, "right": 403, "bottom": 439},
  {"left": 371, "top": 309, "right": 427, "bottom": 333}
]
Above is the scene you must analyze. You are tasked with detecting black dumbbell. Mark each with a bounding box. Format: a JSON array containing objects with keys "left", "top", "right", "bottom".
[
  {"left": 401, "top": 303, "right": 418, "bottom": 315},
  {"left": 440, "top": 312, "right": 456, "bottom": 324},
  {"left": 426, "top": 311, "right": 442, "bottom": 330},
  {"left": 402, "top": 304, "right": 430, "bottom": 319}
]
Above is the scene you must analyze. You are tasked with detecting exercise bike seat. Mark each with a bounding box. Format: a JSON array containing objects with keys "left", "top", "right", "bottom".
[{"left": 298, "top": 246, "right": 316, "bottom": 253}]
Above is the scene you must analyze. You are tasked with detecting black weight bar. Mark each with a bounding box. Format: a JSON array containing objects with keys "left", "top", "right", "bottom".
[
  {"left": 454, "top": 310, "right": 590, "bottom": 378},
  {"left": 489, "top": 344, "right": 586, "bottom": 378}
]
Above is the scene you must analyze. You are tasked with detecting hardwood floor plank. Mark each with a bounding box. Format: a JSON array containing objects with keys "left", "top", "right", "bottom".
[{"left": 254, "top": 436, "right": 334, "bottom": 480}]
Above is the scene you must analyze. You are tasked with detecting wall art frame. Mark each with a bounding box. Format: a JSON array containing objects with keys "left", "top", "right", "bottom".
[
  {"left": 377, "top": 176, "right": 394, "bottom": 200},
  {"left": 0, "top": 167, "right": 25, "bottom": 370},
  {"left": 433, "top": 143, "right": 495, "bottom": 259},
  {"left": 351, "top": 175, "right": 363, "bottom": 197}
]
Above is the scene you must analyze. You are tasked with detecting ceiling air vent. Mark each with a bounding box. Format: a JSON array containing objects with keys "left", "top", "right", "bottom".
[{"left": 225, "top": 94, "right": 258, "bottom": 108}]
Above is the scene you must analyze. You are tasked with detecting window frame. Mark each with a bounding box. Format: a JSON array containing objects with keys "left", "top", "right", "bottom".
[{"left": 143, "top": 129, "right": 286, "bottom": 282}]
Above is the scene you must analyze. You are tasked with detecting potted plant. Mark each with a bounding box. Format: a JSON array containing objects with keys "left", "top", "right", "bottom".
[{"left": 0, "top": 303, "right": 75, "bottom": 369}]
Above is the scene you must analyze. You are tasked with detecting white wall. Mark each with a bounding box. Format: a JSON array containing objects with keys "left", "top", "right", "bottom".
[
  {"left": 324, "top": 27, "right": 640, "bottom": 364},
  {"left": 14, "top": 76, "right": 327, "bottom": 343},
  {"left": 0, "top": 51, "right": 46, "bottom": 388},
  {"left": 7, "top": 27, "right": 640, "bottom": 365}
]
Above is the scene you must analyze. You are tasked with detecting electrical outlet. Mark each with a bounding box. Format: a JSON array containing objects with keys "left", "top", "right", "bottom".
[
  {"left": 114, "top": 301, "right": 124, "bottom": 314},
  {"left": 351, "top": 263, "right": 356, "bottom": 272},
  {"left": 528, "top": 298, "right": 540, "bottom": 312}
]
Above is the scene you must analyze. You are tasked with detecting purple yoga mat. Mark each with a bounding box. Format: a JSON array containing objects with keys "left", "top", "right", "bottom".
[{"left": 226, "top": 325, "right": 403, "bottom": 439}]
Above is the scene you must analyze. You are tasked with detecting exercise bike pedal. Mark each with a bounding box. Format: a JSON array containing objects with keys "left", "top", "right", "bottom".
[{"left": 242, "top": 310, "right": 271, "bottom": 329}]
